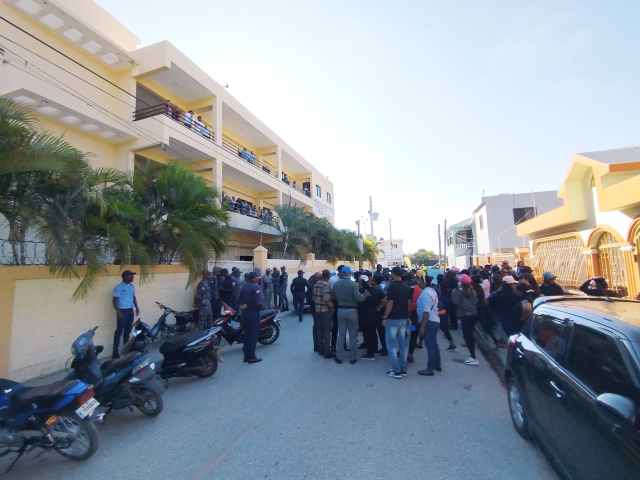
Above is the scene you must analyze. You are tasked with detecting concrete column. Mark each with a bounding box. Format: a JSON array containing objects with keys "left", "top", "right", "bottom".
[
  {"left": 215, "top": 95, "right": 223, "bottom": 147},
  {"left": 276, "top": 145, "right": 282, "bottom": 181},
  {"left": 253, "top": 245, "right": 268, "bottom": 274},
  {"left": 214, "top": 158, "right": 223, "bottom": 199}
]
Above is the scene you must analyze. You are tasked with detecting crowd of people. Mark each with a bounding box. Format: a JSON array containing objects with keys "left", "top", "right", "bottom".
[
  {"left": 187, "top": 260, "right": 568, "bottom": 378},
  {"left": 221, "top": 194, "right": 276, "bottom": 225}
]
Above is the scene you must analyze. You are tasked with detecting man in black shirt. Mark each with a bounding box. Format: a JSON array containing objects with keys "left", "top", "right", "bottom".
[
  {"left": 219, "top": 269, "right": 236, "bottom": 308},
  {"left": 238, "top": 272, "right": 264, "bottom": 364},
  {"left": 540, "top": 272, "right": 564, "bottom": 296},
  {"left": 290, "top": 270, "right": 309, "bottom": 322},
  {"left": 382, "top": 267, "right": 413, "bottom": 378}
]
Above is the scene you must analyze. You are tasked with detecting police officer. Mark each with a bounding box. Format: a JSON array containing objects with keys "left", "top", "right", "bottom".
[
  {"left": 209, "top": 267, "right": 221, "bottom": 318},
  {"left": 112, "top": 270, "right": 140, "bottom": 358},
  {"left": 195, "top": 270, "right": 213, "bottom": 329},
  {"left": 238, "top": 271, "right": 264, "bottom": 364}
]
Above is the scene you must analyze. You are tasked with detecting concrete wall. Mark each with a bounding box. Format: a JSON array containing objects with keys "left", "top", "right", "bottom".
[{"left": 0, "top": 265, "right": 195, "bottom": 381}]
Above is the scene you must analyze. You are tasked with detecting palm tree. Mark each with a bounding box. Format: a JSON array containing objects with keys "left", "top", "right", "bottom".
[
  {"left": 269, "top": 204, "right": 310, "bottom": 258},
  {"left": 0, "top": 98, "right": 87, "bottom": 264},
  {"left": 132, "top": 162, "right": 228, "bottom": 284}
]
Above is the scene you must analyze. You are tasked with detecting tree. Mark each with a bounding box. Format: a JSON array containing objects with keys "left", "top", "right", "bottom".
[
  {"left": 131, "top": 162, "right": 228, "bottom": 284},
  {"left": 361, "top": 237, "right": 379, "bottom": 266},
  {"left": 268, "top": 204, "right": 310, "bottom": 257},
  {"left": 0, "top": 98, "right": 87, "bottom": 264},
  {"left": 409, "top": 248, "right": 438, "bottom": 267}
]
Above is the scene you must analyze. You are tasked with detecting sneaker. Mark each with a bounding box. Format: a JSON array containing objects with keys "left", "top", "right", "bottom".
[
  {"left": 400, "top": 370, "right": 408, "bottom": 377},
  {"left": 447, "top": 345, "right": 457, "bottom": 351},
  {"left": 349, "top": 359, "right": 357, "bottom": 365},
  {"left": 389, "top": 372, "right": 403, "bottom": 379},
  {"left": 418, "top": 369, "right": 434, "bottom": 376},
  {"left": 464, "top": 357, "right": 480, "bottom": 366},
  {"left": 386, "top": 369, "right": 396, "bottom": 376},
  {"left": 361, "top": 354, "right": 376, "bottom": 361},
  {"left": 334, "top": 358, "right": 343, "bottom": 365}
]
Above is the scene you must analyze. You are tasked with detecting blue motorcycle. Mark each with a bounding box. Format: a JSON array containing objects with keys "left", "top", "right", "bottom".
[
  {"left": 0, "top": 376, "right": 100, "bottom": 472},
  {"left": 68, "top": 327, "right": 164, "bottom": 418}
]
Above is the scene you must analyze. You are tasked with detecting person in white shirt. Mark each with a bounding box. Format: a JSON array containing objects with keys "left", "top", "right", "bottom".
[{"left": 417, "top": 276, "right": 441, "bottom": 376}]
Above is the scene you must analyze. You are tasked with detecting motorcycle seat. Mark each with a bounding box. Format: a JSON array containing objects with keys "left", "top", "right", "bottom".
[
  {"left": 12, "top": 380, "right": 77, "bottom": 409},
  {"left": 260, "top": 309, "right": 278, "bottom": 320},
  {"left": 101, "top": 352, "right": 139, "bottom": 375},
  {"left": 160, "top": 331, "right": 208, "bottom": 355}
]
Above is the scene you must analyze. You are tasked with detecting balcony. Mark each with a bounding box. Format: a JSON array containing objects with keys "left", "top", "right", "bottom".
[
  {"left": 134, "top": 102, "right": 215, "bottom": 143},
  {"left": 222, "top": 196, "right": 280, "bottom": 236},
  {"left": 221, "top": 135, "right": 278, "bottom": 180}
]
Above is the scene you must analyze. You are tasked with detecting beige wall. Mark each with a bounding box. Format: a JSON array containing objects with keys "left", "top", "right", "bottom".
[{"left": 1, "top": 265, "right": 195, "bottom": 381}]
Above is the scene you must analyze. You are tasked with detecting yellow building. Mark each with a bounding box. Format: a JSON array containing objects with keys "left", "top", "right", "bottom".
[
  {"left": 517, "top": 147, "right": 640, "bottom": 298},
  {"left": 0, "top": 0, "right": 334, "bottom": 260}
]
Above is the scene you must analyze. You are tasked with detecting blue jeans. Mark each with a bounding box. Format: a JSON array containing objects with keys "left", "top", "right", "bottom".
[
  {"left": 385, "top": 319, "right": 409, "bottom": 373},
  {"left": 425, "top": 321, "right": 441, "bottom": 371}
]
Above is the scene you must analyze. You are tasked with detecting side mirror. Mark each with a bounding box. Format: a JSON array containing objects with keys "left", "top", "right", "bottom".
[{"left": 596, "top": 393, "right": 637, "bottom": 424}]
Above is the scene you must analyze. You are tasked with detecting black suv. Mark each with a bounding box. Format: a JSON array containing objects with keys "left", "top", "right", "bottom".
[{"left": 505, "top": 296, "right": 640, "bottom": 480}]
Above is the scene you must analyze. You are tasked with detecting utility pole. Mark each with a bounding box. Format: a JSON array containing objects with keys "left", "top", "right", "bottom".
[
  {"left": 438, "top": 223, "right": 442, "bottom": 266},
  {"left": 443, "top": 219, "right": 448, "bottom": 266},
  {"left": 355, "top": 220, "right": 361, "bottom": 236}
]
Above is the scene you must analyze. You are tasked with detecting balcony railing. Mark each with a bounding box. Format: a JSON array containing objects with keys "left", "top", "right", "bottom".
[
  {"left": 222, "top": 196, "right": 279, "bottom": 228},
  {"left": 221, "top": 135, "right": 278, "bottom": 179},
  {"left": 133, "top": 103, "right": 215, "bottom": 143}
]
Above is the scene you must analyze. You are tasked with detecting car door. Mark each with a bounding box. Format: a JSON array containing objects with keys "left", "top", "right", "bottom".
[
  {"left": 523, "top": 309, "right": 572, "bottom": 457},
  {"left": 552, "top": 323, "right": 640, "bottom": 480}
]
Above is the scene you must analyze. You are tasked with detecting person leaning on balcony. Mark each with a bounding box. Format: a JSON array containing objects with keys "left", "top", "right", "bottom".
[
  {"left": 539, "top": 272, "right": 565, "bottom": 296},
  {"left": 183, "top": 110, "right": 194, "bottom": 128},
  {"left": 112, "top": 270, "right": 140, "bottom": 358}
]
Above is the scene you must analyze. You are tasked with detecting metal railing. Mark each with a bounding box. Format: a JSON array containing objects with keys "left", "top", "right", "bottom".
[
  {"left": 221, "top": 135, "right": 278, "bottom": 179},
  {"left": 222, "top": 200, "right": 279, "bottom": 228},
  {"left": 133, "top": 103, "right": 216, "bottom": 143},
  {"left": 1, "top": 239, "right": 48, "bottom": 265}
]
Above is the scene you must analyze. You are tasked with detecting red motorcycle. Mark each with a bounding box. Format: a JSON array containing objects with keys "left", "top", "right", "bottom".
[{"left": 213, "top": 303, "right": 281, "bottom": 346}]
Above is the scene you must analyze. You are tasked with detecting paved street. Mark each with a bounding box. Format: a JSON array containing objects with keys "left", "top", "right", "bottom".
[{"left": 4, "top": 313, "right": 556, "bottom": 480}]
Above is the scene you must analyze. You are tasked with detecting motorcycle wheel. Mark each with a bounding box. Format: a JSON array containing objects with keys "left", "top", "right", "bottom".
[
  {"left": 53, "top": 414, "right": 99, "bottom": 461},
  {"left": 195, "top": 350, "right": 218, "bottom": 378},
  {"left": 258, "top": 323, "right": 280, "bottom": 345},
  {"left": 134, "top": 386, "right": 164, "bottom": 417}
]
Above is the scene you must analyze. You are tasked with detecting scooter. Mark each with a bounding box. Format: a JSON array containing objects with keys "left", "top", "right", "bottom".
[
  {"left": 150, "top": 301, "right": 199, "bottom": 338},
  {"left": 125, "top": 317, "right": 220, "bottom": 381},
  {"left": 213, "top": 303, "right": 281, "bottom": 347},
  {"left": 68, "top": 327, "right": 165, "bottom": 418},
  {"left": 0, "top": 376, "right": 100, "bottom": 472}
]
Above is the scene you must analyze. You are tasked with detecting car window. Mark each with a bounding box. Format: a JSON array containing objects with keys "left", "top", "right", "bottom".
[
  {"left": 567, "top": 325, "right": 634, "bottom": 398},
  {"left": 531, "top": 313, "right": 569, "bottom": 362}
]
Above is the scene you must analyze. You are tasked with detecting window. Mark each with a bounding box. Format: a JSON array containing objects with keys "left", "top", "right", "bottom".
[
  {"left": 566, "top": 325, "right": 634, "bottom": 397},
  {"left": 513, "top": 207, "right": 537, "bottom": 225},
  {"left": 532, "top": 313, "right": 569, "bottom": 362},
  {"left": 478, "top": 214, "right": 484, "bottom": 230},
  {"left": 315, "top": 185, "right": 321, "bottom": 198},
  {"left": 326, "top": 192, "right": 332, "bottom": 204}
]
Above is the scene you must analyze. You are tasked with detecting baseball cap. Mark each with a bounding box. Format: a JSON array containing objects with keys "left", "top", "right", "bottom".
[
  {"left": 121, "top": 270, "right": 136, "bottom": 278},
  {"left": 502, "top": 275, "right": 517, "bottom": 285},
  {"left": 460, "top": 274, "right": 472, "bottom": 285},
  {"left": 543, "top": 272, "right": 556, "bottom": 281},
  {"left": 341, "top": 266, "right": 352, "bottom": 274}
]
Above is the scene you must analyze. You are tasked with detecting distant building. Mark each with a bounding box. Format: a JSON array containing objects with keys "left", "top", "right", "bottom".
[
  {"left": 445, "top": 191, "right": 562, "bottom": 269},
  {"left": 472, "top": 191, "right": 562, "bottom": 265},
  {"left": 377, "top": 239, "right": 404, "bottom": 267},
  {"left": 446, "top": 218, "right": 474, "bottom": 269}
]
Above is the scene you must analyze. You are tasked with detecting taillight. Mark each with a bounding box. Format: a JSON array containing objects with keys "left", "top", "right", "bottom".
[{"left": 77, "top": 387, "right": 95, "bottom": 406}]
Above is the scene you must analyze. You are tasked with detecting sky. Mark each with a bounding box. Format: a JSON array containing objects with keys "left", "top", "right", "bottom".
[{"left": 99, "top": 0, "right": 640, "bottom": 254}]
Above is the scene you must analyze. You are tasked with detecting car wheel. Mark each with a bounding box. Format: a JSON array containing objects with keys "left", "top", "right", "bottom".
[{"left": 508, "top": 376, "right": 532, "bottom": 440}]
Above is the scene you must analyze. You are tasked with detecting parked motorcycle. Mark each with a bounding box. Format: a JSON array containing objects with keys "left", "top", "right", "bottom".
[
  {"left": 68, "top": 327, "right": 164, "bottom": 418},
  {"left": 124, "top": 317, "right": 220, "bottom": 380},
  {"left": 213, "top": 303, "right": 281, "bottom": 346},
  {"left": 0, "top": 376, "right": 99, "bottom": 472},
  {"left": 150, "top": 301, "right": 199, "bottom": 338}
]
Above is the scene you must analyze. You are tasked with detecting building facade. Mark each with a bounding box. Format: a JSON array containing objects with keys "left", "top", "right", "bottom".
[
  {"left": 518, "top": 147, "right": 640, "bottom": 298},
  {"left": 376, "top": 238, "right": 404, "bottom": 267},
  {"left": 446, "top": 218, "right": 474, "bottom": 269},
  {"left": 0, "top": 0, "right": 334, "bottom": 261}
]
